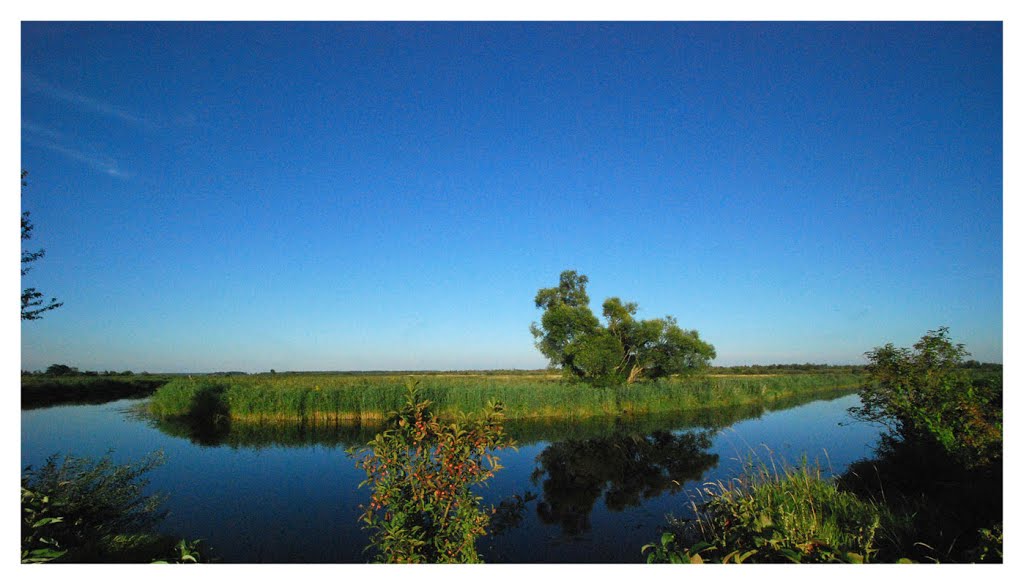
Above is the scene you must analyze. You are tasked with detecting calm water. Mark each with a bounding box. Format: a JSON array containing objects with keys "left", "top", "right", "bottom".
[{"left": 21, "top": 392, "right": 881, "bottom": 563}]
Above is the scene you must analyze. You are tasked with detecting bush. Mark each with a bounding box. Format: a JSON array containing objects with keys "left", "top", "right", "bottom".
[
  {"left": 351, "top": 380, "right": 513, "bottom": 563},
  {"left": 852, "top": 327, "right": 1002, "bottom": 470}
]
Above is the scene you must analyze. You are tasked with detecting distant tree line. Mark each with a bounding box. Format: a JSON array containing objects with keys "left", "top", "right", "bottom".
[
  {"left": 22, "top": 364, "right": 138, "bottom": 377},
  {"left": 961, "top": 360, "right": 1003, "bottom": 370},
  {"left": 22, "top": 363, "right": 1001, "bottom": 379},
  {"left": 708, "top": 361, "right": 1000, "bottom": 376},
  {"left": 709, "top": 363, "right": 866, "bottom": 375}
]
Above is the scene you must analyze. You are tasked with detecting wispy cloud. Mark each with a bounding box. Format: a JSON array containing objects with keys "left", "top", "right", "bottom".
[
  {"left": 22, "top": 122, "right": 129, "bottom": 178},
  {"left": 23, "top": 72, "right": 153, "bottom": 129}
]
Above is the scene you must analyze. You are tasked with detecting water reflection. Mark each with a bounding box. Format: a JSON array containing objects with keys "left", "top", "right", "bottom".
[
  {"left": 145, "top": 387, "right": 857, "bottom": 450},
  {"left": 530, "top": 430, "right": 718, "bottom": 535},
  {"left": 150, "top": 415, "right": 374, "bottom": 449},
  {"left": 24, "top": 390, "right": 873, "bottom": 563}
]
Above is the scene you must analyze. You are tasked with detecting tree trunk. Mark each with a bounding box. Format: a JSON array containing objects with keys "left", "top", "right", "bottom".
[{"left": 627, "top": 365, "right": 644, "bottom": 384}]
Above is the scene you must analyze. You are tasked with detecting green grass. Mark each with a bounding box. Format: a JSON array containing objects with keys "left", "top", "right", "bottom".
[
  {"left": 148, "top": 372, "right": 862, "bottom": 423},
  {"left": 648, "top": 459, "right": 911, "bottom": 564}
]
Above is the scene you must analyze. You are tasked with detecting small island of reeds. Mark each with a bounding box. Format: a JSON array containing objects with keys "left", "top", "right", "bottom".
[{"left": 147, "top": 370, "right": 864, "bottom": 424}]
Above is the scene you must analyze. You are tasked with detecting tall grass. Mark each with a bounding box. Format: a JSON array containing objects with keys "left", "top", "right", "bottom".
[
  {"left": 149, "top": 372, "right": 861, "bottom": 423},
  {"left": 647, "top": 457, "right": 911, "bottom": 563}
]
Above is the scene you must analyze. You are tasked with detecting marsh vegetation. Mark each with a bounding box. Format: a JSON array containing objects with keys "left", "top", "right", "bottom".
[
  {"left": 23, "top": 385, "right": 875, "bottom": 562},
  {"left": 146, "top": 371, "right": 862, "bottom": 424},
  {"left": 645, "top": 328, "right": 1003, "bottom": 564},
  {"left": 21, "top": 320, "right": 999, "bottom": 563},
  {"left": 21, "top": 451, "right": 206, "bottom": 563}
]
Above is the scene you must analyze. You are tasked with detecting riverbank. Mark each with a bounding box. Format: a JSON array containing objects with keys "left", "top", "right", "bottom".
[
  {"left": 21, "top": 375, "right": 172, "bottom": 409},
  {"left": 148, "top": 372, "right": 863, "bottom": 423},
  {"left": 150, "top": 386, "right": 857, "bottom": 449},
  {"left": 645, "top": 332, "right": 1003, "bottom": 564}
]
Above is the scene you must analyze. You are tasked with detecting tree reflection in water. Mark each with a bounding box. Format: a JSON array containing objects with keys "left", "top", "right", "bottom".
[{"left": 531, "top": 430, "right": 718, "bottom": 536}]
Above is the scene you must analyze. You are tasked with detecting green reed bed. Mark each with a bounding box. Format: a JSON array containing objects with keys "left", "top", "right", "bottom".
[
  {"left": 149, "top": 387, "right": 858, "bottom": 451},
  {"left": 148, "top": 372, "right": 861, "bottom": 424},
  {"left": 146, "top": 378, "right": 207, "bottom": 418}
]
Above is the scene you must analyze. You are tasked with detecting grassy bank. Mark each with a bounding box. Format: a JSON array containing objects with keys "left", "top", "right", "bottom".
[
  {"left": 22, "top": 375, "right": 172, "bottom": 409},
  {"left": 148, "top": 372, "right": 862, "bottom": 424},
  {"left": 647, "top": 450, "right": 1002, "bottom": 564},
  {"left": 151, "top": 387, "right": 856, "bottom": 449},
  {"left": 647, "top": 332, "right": 1003, "bottom": 564},
  {"left": 645, "top": 460, "right": 912, "bottom": 564}
]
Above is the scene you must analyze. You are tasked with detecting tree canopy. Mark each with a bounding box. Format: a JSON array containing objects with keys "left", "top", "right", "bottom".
[
  {"left": 530, "top": 270, "right": 715, "bottom": 385},
  {"left": 22, "top": 171, "right": 62, "bottom": 321}
]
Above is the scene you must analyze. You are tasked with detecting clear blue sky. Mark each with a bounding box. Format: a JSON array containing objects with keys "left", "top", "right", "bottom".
[{"left": 20, "top": 21, "right": 1002, "bottom": 372}]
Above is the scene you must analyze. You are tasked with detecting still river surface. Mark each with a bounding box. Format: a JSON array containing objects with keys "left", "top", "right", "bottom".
[{"left": 22, "top": 391, "right": 881, "bottom": 563}]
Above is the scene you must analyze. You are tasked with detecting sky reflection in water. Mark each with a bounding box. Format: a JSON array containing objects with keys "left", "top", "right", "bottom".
[{"left": 21, "top": 392, "right": 880, "bottom": 563}]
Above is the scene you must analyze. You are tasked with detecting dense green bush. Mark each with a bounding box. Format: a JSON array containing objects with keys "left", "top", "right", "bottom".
[{"left": 852, "top": 326, "right": 1002, "bottom": 470}]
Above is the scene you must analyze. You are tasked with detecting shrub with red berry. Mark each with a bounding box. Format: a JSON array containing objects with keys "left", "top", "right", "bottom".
[{"left": 352, "top": 379, "right": 513, "bottom": 563}]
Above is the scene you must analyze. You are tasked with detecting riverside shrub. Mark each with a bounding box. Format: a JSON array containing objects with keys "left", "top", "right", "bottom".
[
  {"left": 853, "top": 327, "right": 1002, "bottom": 470},
  {"left": 351, "top": 380, "right": 513, "bottom": 563}
]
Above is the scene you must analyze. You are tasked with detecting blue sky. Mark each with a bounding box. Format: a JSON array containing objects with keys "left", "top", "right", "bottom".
[{"left": 19, "top": 22, "right": 1002, "bottom": 372}]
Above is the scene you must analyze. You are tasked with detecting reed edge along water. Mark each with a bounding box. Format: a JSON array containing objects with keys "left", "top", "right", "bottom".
[{"left": 148, "top": 372, "right": 863, "bottom": 424}]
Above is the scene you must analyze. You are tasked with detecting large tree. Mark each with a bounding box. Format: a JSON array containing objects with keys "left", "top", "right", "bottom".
[
  {"left": 530, "top": 270, "right": 715, "bottom": 385},
  {"left": 21, "top": 171, "right": 62, "bottom": 320}
]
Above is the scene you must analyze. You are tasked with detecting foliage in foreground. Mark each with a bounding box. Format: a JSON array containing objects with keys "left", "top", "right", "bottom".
[
  {"left": 530, "top": 270, "right": 716, "bottom": 385},
  {"left": 647, "top": 328, "right": 1003, "bottom": 564},
  {"left": 21, "top": 451, "right": 208, "bottom": 563},
  {"left": 351, "top": 380, "right": 513, "bottom": 563},
  {"left": 842, "top": 327, "right": 1002, "bottom": 562},
  {"left": 643, "top": 460, "right": 905, "bottom": 564},
  {"left": 852, "top": 326, "right": 1002, "bottom": 470}
]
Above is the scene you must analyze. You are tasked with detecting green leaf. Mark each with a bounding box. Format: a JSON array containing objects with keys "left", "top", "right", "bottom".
[
  {"left": 688, "top": 541, "right": 715, "bottom": 556},
  {"left": 32, "top": 516, "right": 64, "bottom": 528},
  {"left": 779, "top": 549, "right": 803, "bottom": 563},
  {"left": 737, "top": 550, "right": 757, "bottom": 563}
]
